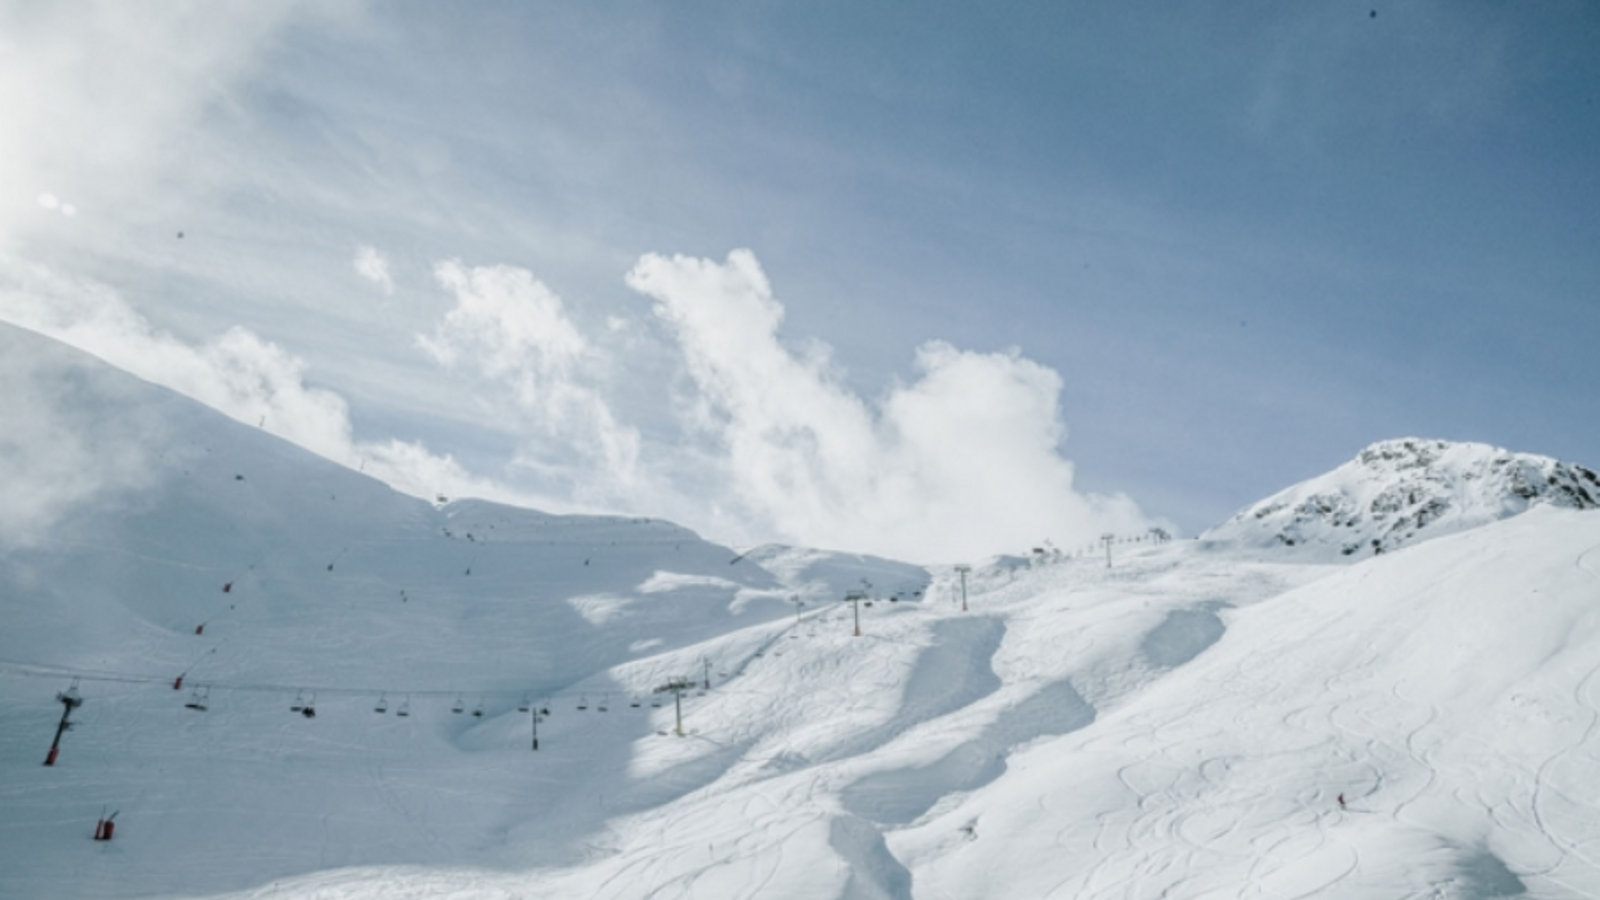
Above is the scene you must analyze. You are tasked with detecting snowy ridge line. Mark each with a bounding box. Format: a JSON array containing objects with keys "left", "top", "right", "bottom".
[{"left": 0, "top": 658, "right": 712, "bottom": 704}]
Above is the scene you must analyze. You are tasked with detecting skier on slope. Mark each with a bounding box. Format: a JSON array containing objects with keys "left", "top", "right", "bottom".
[{"left": 1337, "top": 793, "right": 1347, "bottom": 810}]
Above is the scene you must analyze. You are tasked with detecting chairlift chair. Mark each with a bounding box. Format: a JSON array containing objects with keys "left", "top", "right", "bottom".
[
  {"left": 374, "top": 694, "right": 388, "bottom": 714},
  {"left": 598, "top": 694, "right": 609, "bottom": 713},
  {"left": 472, "top": 699, "right": 484, "bottom": 718},
  {"left": 630, "top": 698, "right": 642, "bottom": 708},
  {"left": 184, "top": 685, "right": 209, "bottom": 712},
  {"left": 396, "top": 697, "right": 411, "bottom": 717},
  {"left": 291, "top": 689, "right": 306, "bottom": 712},
  {"left": 301, "top": 692, "right": 317, "bottom": 718},
  {"left": 518, "top": 696, "right": 531, "bottom": 713},
  {"left": 577, "top": 695, "right": 588, "bottom": 711},
  {"left": 451, "top": 694, "right": 465, "bottom": 714}
]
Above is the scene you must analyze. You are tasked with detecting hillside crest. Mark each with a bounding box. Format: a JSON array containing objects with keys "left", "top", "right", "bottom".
[{"left": 1201, "top": 437, "right": 1600, "bottom": 558}]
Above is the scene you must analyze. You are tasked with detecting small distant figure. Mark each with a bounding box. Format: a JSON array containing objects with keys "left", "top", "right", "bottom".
[
  {"left": 1337, "top": 793, "right": 1347, "bottom": 810},
  {"left": 177, "top": 231, "right": 184, "bottom": 239}
]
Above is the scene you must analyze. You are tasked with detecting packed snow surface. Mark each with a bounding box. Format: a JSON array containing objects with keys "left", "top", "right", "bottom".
[{"left": 3, "top": 323, "right": 1600, "bottom": 899}]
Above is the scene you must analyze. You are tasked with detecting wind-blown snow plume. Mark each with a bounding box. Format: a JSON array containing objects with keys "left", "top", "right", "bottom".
[{"left": 627, "top": 249, "right": 1150, "bottom": 561}]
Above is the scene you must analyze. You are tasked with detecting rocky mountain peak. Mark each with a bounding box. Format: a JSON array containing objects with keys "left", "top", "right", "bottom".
[{"left": 1202, "top": 438, "right": 1600, "bottom": 559}]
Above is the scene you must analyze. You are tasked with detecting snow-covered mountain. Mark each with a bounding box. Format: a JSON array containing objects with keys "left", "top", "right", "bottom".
[
  {"left": 4, "top": 323, "right": 1600, "bottom": 900},
  {"left": 1202, "top": 437, "right": 1600, "bottom": 559}
]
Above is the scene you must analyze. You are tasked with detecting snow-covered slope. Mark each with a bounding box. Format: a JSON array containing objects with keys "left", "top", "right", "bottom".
[
  {"left": 1202, "top": 437, "right": 1600, "bottom": 559},
  {"left": 0, "top": 324, "right": 926, "bottom": 897},
  {"left": 4, "top": 323, "right": 1600, "bottom": 900}
]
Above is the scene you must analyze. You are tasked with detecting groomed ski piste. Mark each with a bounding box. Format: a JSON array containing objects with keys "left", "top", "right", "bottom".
[{"left": 3, "top": 321, "right": 1600, "bottom": 900}]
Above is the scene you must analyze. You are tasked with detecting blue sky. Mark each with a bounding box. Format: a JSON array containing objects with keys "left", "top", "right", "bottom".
[{"left": 1, "top": 1, "right": 1596, "bottom": 560}]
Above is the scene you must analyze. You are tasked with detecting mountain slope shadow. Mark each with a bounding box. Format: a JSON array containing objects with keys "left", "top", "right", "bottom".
[
  {"left": 820, "top": 616, "right": 1005, "bottom": 763},
  {"left": 830, "top": 814, "right": 914, "bottom": 900},
  {"left": 1140, "top": 601, "right": 1229, "bottom": 669},
  {"left": 841, "top": 678, "right": 1095, "bottom": 825}
]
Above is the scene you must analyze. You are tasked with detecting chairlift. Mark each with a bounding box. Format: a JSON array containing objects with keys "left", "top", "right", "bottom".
[
  {"left": 184, "top": 685, "right": 209, "bottom": 712},
  {"left": 374, "top": 694, "right": 389, "bottom": 714},
  {"left": 396, "top": 696, "right": 411, "bottom": 717},
  {"left": 472, "top": 699, "right": 484, "bottom": 718},
  {"left": 650, "top": 697, "right": 662, "bottom": 708},
  {"left": 630, "top": 698, "right": 642, "bottom": 708},
  {"left": 598, "top": 694, "right": 609, "bottom": 713},
  {"left": 577, "top": 694, "right": 588, "bottom": 711},
  {"left": 301, "top": 692, "right": 317, "bottom": 718},
  {"left": 451, "top": 694, "right": 465, "bottom": 714},
  {"left": 290, "top": 689, "right": 306, "bottom": 712},
  {"left": 518, "top": 695, "right": 531, "bottom": 713}
]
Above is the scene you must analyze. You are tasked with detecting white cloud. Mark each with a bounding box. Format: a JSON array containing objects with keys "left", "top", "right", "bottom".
[
  {"left": 626, "top": 249, "right": 1151, "bottom": 562},
  {"left": 418, "top": 260, "right": 643, "bottom": 504},
  {"left": 0, "top": 248, "right": 1153, "bottom": 563},
  {"left": 0, "top": 2, "right": 352, "bottom": 249},
  {"left": 420, "top": 261, "right": 589, "bottom": 396},
  {"left": 353, "top": 245, "right": 395, "bottom": 294},
  {"left": 0, "top": 258, "right": 540, "bottom": 517}
]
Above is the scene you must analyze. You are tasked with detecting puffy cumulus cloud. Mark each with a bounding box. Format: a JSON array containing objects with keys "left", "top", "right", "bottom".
[
  {"left": 0, "top": 248, "right": 1152, "bottom": 563},
  {"left": 418, "top": 260, "right": 643, "bottom": 503},
  {"left": 353, "top": 245, "right": 395, "bottom": 294},
  {"left": 627, "top": 250, "right": 1151, "bottom": 562},
  {"left": 420, "top": 261, "right": 589, "bottom": 395},
  {"left": 0, "top": 259, "right": 542, "bottom": 519}
]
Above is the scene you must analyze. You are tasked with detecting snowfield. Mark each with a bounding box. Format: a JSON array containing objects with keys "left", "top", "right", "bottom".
[{"left": 3, "top": 322, "right": 1599, "bottom": 900}]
